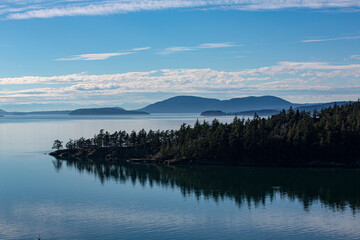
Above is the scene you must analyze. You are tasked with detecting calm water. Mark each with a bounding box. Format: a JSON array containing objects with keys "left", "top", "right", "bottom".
[{"left": 0, "top": 114, "right": 359, "bottom": 240}]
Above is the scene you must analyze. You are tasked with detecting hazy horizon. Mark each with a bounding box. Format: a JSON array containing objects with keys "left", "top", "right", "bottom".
[{"left": 0, "top": 94, "right": 356, "bottom": 112}]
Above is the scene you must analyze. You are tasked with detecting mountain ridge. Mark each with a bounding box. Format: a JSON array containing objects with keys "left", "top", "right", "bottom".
[
  {"left": 0, "top": 96, "right": 351, "bottom": 115},
  {"left": 139, "top": 95, "right": 293, "bottom": 113}
]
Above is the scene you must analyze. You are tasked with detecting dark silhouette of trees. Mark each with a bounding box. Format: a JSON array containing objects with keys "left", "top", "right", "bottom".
[
  {"left": 55, "top": 101, "right": 360, "bottom": 166},
  {"left": 52, "top": 140, "right": 63, "bottom": 151}
]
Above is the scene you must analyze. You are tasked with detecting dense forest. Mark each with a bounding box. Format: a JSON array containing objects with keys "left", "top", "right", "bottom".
[{"left": 51, "top": 101, "right": 360, "bottom": 167}]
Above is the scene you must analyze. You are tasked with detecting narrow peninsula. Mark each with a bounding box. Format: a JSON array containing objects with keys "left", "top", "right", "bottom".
[
  {"left": 69, "top": 107, "right": 149, "bottom": 115},
  {"left": 50, "top": 101, "right": 360, "bottom": 167},
  {"left": 200, "top": 109, "right": 280, "bottom": 116}
]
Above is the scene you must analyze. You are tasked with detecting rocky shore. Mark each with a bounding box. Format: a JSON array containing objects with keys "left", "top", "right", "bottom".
[
  {"left": 49, "top": 147, "right": 360, "bottom": 168},
  {"left": 49, "top": 147, "right": 189, "bottom": 165},
  {"left": 50, "top": 147, "right": 144, "bottom": 162}
]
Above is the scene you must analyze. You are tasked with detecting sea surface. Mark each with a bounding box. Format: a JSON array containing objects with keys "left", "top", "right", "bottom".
[{"left": 0, "top": 114, "right": 359, "bottom": 240}]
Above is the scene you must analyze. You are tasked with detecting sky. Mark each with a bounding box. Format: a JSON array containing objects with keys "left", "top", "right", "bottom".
[{"left": 0, "top": 0, "right": 359, "bottom": 111}]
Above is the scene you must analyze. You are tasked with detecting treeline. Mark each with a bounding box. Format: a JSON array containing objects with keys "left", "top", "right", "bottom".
[{"left": 55, "top": 101, "right": 360, "bottom": 166}]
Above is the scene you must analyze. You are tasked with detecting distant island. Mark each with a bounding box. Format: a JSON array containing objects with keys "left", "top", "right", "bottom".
[
  {"left": 50, "top": 101, "right": 360, "bottom": 168},
  {"left": 69, "top": 107, "right": 149, "bottom": 115},
  {"left": 0, "top": 107, "right": 148, "bottom": 116},
  {"left": 201, "top": 109, "right": 280, "bottom": 116},
  {"left": 0, "top": 95, "right": 350, "bottom": 115},
  {"left": 0, "top": 109, "right": 7, "bottom": 115}
]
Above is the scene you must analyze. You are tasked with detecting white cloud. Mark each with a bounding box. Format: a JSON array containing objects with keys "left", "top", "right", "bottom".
[
  {"left": 301, "top": 35, "right": 360, "bottom": 43},
  {"left": 56, "top": 52, "right": 134, "bottom": 61},
  {"left": 350, "top": 55, "right": 360, "bottom": 60},
  {"left": 0, "top": 61, "right": 359, "bottom": 108},
  {"left": 160, "top": 46, "right": 196, "bottom": 55},
  {"left": 1, "top": 61, "right": 359, "bottom": 86},
  {"left": 198, "top": 42, "right": 241, "bottom": 48},
  {"left": 3, "top": 1, "right": 360, "bottom": 20},
  {"left": 236, "top": 61, "right": 360, "bottom": 76},
  {"left": 56, "top": 46, "right": 150, "bottom": 61},
  {"left": 160, "top": 42, "right": 239, "bottom": 55},
  {"left": 131, "top": 46, "right": 151, "bottom": 51}
]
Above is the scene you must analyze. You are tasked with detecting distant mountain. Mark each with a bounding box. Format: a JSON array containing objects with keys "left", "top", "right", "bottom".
[
  {"left": 295, "top": 102, "right": 348, "bottom": 112},
  {"left": 218, "top": 96, "right": 292, "bottom": 112},
  {"left": 139, "top": 96, "right": 219, "bottom": 113},
  {"left": 69, "top": 107, "right": 149, "bottom": 115},
  {"left": 139, "top": 96, "right": 292, "bottom": 113},
  {"left": 1, "top": 97, "right": 351, "bottom": 115}
]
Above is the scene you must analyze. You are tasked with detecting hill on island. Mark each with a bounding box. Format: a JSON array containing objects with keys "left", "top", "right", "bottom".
[
  {"left": 1, "top": 96, "right": 350, "bottom": 115},
  {"left": 69, "top": 107, "right": 149, "bottom": 115},
  {"left": 23, "top": 110, "right": 72, "bottom": 115},
  {"left": 295, "top": 102, "right": 348, "bottom": 112},
  {"left": 139, "top": 96, "right": 292, "bottom": 113},
  {"left": 1, "top": 110, "right": 71, "bottom": 115}
]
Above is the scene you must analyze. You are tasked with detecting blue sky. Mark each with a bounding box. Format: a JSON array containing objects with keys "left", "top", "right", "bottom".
[{"left": 0, "top": 0, "right": 360, "bottom": 111}]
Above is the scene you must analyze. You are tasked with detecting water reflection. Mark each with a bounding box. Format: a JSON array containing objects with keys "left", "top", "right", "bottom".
[{"left": 53, "top": 159, "right": 360, "bottom": 213}]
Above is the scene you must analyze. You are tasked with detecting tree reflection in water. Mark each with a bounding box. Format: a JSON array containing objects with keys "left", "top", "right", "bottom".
[{"left": 53, "top": 159, "right": 360, "bottom": 213}]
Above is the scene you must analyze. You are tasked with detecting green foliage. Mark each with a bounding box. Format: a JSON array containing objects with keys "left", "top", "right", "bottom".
[{"left": 63, "top": 101, "right": 360, "bottom": 166}]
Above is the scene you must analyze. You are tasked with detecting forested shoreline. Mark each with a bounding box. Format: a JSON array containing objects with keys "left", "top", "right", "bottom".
[{"left": 50, "top": 101, "right": 360, "bottom": 167}]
